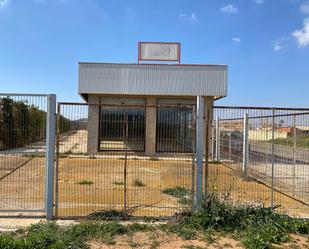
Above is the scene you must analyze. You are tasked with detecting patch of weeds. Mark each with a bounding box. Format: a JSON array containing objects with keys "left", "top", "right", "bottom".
[
  {"left": 126, "top": 223, "right": 152, "bottom": 233},
  {"left": 162, "top": 194, "right": 309, "bottom": 249},
  {"left": 223, "top": 242, "right": 233, "bottom": 248},
  {"left": 0, "top": 220, "right": 153, "bottom": 249},
  {"left": 162, "top": 187, "right": 192, "bottom": 208},
  {"left": 77, "top": 180, "right": 94, "bottom": 185},
  {"left": 0, "top": 222, "right": 85, "bottom": 249},
  {"left": 162, "top": 187, "right": 191, "bottom": 198},
  {"left": 70, "top": 221, "right": 128, "bottom": 245},
  {"left": 133, "top": 179, "right": 145, "bottom": 187},
  {"left": 203, "top": 232, "right": 216, "bottom": 244},
  {"left": 159, "top": 223, "right": 197, "bottom": 240},
  {"left": 87, "top": 209, "right": 130, "bottom": 220},
  {"left": 113, "top": 181, "right": 124, "bottom": 186},
  {"left": 128, "top": 237, "right": 140, "bottom": 248},
  {"left": 149, "top": 157, "right": 160, "bottom": 161},
  {"left": 149, "top": 232, "right": 160, "bottom": 249}
]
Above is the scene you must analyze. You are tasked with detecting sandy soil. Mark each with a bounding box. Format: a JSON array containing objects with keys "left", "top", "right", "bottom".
[
  {"left": 88, "top": 231, "right": 309, "bottom": 249},
  {"left": 0, "top": 156, "right": 45, "bottom": 212}
]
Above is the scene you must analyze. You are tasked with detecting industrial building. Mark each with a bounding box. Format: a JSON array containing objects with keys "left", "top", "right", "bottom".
[{"left": 78, "top": 42, "right": 228, "bottom": 154}]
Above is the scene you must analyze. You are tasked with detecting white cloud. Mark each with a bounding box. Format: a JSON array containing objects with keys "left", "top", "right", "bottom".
[
  {"left": 300, "top": 2, "right": 309, "bottom": 14},
  {"left": 178, "top": 12, "right": 197, "bottom": 22},
  {"left": 254, "top": 0, "right": 264, "bottom": 4},
  {"left": 220, "top": 4, "right": 238, "bottom": 14},
  {"left": 273, "top": 41, "right": 284, "bottom": 51},
  {"left": 272, "top": 37, "right": 290, "bottom": 51},
  {"left": 292, "top": 18, "right": 309, "bottom": 48},
  {"left": 0, "top": 0, "right": 9, "bottom": 8},
  {"left": 232, "top": 37, "right": 241, "bottom": 43}
]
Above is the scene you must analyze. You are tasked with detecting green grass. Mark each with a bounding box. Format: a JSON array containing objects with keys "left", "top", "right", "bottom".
[
  {"left": 77, "top": 180, "right": 94, "bottom": 185},
  {"left": 0, "top": 221, "right": 152, "bottom": 249},
  {"left": 2, "top": 196, "right": 309, "bottom": 249}
]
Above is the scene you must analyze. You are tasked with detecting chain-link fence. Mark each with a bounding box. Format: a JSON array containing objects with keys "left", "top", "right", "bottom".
[{"left": 210, "top": 106, "right": 309, "bottom": 218}]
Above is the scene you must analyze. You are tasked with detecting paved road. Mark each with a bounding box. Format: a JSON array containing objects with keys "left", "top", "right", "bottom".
[{"left": 250, "top": 141, "right": 309, "bottom": 163}]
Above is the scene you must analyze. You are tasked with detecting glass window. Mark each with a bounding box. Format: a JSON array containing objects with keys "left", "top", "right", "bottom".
[
  {"left": 156, "top": 107, "right": 193, "bottom": 153},
  {"left": 99, "top": 107, "right": 145, "bottom": 151}
]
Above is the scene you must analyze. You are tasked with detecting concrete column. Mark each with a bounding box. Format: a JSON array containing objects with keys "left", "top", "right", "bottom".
[
  {"left": 204, "top": 97, "right": 214, "bottom": 159},
  {"left": 203, "top": 96, "right": 213, "bottom": 194},
  {"left": 87, "top": 95, "right": 100, "bottom": 154},
  {"left": 145, "top": 97, "right": 156, "bottom": 155}
]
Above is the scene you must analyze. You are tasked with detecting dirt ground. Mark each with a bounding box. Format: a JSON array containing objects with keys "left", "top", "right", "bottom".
[
  {"left": 0, "top": 155, "right": 45, "bottom": 212},
  {"left": 0, "top": 154, "right": 308, "bottom": 218},
  {"left": 88, "top": 232, "right": 309, "bottom": 249}
]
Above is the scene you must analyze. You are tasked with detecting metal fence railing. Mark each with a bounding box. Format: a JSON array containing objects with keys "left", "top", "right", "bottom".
[
  {"left": 0, "top": 94, "right": 54, "bottom": 217},
  {"left": 210, "top": 106, "right": 309, "bottom": 218},
  {"left": 55, "top": 103, "right": 196, "bottom": 218},
  {"left": 1, "top": 95, "right": 309, "bottom": 220}
]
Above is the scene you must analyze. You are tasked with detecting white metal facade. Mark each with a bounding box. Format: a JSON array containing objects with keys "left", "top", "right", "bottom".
[{"left": 78, "top": 62, "right": 227, "bottom": 100}]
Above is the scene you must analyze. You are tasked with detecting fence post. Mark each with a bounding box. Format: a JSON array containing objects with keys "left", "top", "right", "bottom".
[
  {"left": 123, "top": 112, "right": 128, "bottom": 214},
  {"left": 194, "top": 96, "right": 204, "bottom": 210},
  {"left": 215, "top": 118, "right": 220, "bottom": 161},
  {"left": 211, "top": 122, "right": 215, "bottom": 161},
  {"left": 242, "top": 113, "right": 249, "bottom": 176},
  {"left": 191, "top": 107, "right": 196, "bottom": 211},
  {"left": 293, "top": 115, "right": 296, "bottom": 196},
  {"left": 45, "top": 94, "right": 56, "bottom": 220},
  {"left": 271, "top": 109, "right": 275, "bottom": 208}
]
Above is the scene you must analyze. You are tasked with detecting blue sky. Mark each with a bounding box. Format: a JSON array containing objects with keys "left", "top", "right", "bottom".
[{"left": 0, "top": 0, "right": 309, "bottom": 107}]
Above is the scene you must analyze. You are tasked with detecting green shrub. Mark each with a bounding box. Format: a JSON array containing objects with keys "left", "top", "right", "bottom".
[{"left": 161, "top": 194, "right": 309, "bottom": 248}]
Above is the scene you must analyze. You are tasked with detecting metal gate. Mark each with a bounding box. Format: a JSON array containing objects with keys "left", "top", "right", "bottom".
[
  {"left": 0, "top": 94, "right": 55, "bottom": 217},
  {"left": 55, "top": 103, "right": 196, "bottom": 218}
]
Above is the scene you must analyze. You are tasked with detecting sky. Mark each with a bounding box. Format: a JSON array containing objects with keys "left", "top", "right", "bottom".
[{"left": 0, "top": 0, "right": 309, "bottom": 107}]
